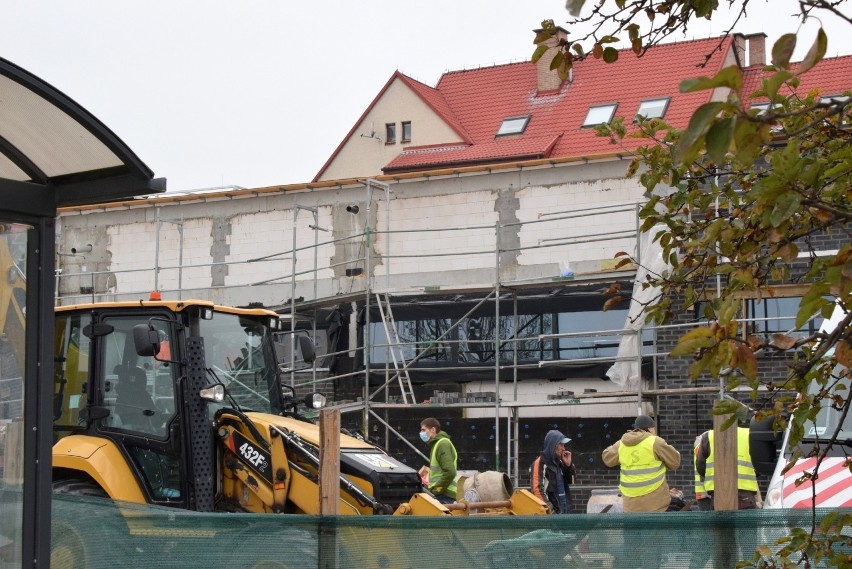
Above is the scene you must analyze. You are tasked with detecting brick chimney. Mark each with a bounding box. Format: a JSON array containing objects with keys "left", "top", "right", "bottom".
[
  {"left": 746, "top": 33, "right": 766, "bottom": 67},
  {"left": 534, "top": 26, "right": 569, "bottom": 93},
  {"left": 733, "top": 34, "right": 746, "bottom": 66}
]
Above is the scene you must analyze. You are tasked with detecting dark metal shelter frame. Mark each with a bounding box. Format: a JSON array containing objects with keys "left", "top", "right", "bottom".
[{"left": 0, "top": 56, "right": 165, "bottom": 569}]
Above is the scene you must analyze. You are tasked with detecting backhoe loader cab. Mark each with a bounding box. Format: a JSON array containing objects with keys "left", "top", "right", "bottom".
[{"left": 52, "top": 300, "right": 289, "bottom": 506}]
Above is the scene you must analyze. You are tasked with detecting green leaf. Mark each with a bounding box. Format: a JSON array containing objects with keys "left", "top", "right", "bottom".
[
  {"left": 732, "top": 120, "right": 767, "bottom": 168},
  {"left": 571, "top": 43, "right": 585, "bottom": 57},
  {"left": 706, "top": 117, "right": 734, "bottom": 164},
  {"left": 532, "top": 44, "right": 549, "bottom": 64},
  {"left": 549, "top": 50, "right": 564, "bottom": 71},
  {"left": 717, "top": 297, "right": 740, "bottom": 325},
  {"left": 676, "top": 102, "right": 727, "bottom": 162},
  {"left": 797, "top": 28, "right": 827, "bottom": 75},
  {"left": 819, "top": 511, "right": 839, "bottom": 535},
  {"left": 600, "top": 35, "right": 620, "bottom": 44},
  {"left": 565, "top": 0, "right": 587, "bottom": 17},
  {"left": 680, "top": 66, "right": 742, "bottom": 93},
  {"left": 712, "top": 399, "right": 743, "bottom": 417},
  {"left": 763, "top": 70, "right": 793, "bottom": 100},
  {"left": 796, "top": 287, "right": 830, "bottom": 329},
  {"left": 769, "top": 191, "right": 802, "bottom": 228},
  {"left": 670, "top": 327, "right": 715, "bottom": 356},
  {"left": 632, "top": 37, "right": 642, "bottom": 55},
  {"left": 534, "top": 30, "right": 552, "bottom": 45},
  {"left": 771, "top": 34, "right": 797, "bottom": 69},
  {"left": 603, "top": 47, "right": 619, "bottom": 63}
]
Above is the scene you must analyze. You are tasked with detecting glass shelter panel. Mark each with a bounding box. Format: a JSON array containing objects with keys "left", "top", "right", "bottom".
[{"left": 0, "top": 221, "right": 29, "bottom": 568}]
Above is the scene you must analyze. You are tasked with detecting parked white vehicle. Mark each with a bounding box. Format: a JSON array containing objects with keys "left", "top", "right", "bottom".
[{"left": 751, "top": 304, "right": 851, "bottom": 509}]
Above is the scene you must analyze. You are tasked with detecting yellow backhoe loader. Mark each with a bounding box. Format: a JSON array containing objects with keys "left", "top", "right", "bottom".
[{"left": 49, "top": 298, "right": 544, "bottom": 518}]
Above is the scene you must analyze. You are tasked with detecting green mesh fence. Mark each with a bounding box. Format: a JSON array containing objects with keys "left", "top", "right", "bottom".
[{"left": 43, "top": 495, "right": 851, "bottom": 569}]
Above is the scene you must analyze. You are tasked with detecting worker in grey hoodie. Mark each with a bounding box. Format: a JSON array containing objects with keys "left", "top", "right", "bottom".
[{"left": 531, "top": 429, "right": 576, "bottom": 513}]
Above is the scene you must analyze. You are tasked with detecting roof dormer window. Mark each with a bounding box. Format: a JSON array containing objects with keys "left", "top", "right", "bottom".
[
  {"left": 496, "top": 115, "right": 530, "bottom": 136},
  {"left": 582, "top": 104, "right": 617, "bottom": 127},
  {"left": 635, "top": 98, "right": 670, "bottom": 121}
]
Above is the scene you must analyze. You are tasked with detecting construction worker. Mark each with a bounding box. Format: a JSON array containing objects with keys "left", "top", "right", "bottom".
[
  {"left": 695, "top": 426, "right": 759, "bottom": 509},
  {"left": 693, "top": 432, "right": 713, "bottom": 510},
  {"left": 602, "top": 415, "right": 681, "bottom": 512},
  {"left": 531, "top": 429, "right": 576, "bottom": 513},
  {"left": 418, "top": 417, "right": 458, "bottom": 503}
]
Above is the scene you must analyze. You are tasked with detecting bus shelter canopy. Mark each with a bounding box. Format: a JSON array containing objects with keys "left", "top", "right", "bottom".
[{"left": 0, "top": 56, "right": 165, "bottom": 217}]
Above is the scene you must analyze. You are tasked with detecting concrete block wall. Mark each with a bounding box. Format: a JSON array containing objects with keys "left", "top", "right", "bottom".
[
  {"left": 515, "top": 177, "right": 640, "bottom": 268},
  {"left": 110, "top": 218, "right": 216, "bottom": 293},
  {"left": 372, "top": 190, "right": 498, "bottom": 276},
  {"left": 57, "top": 159, "right": 639, "bottom": 306}
]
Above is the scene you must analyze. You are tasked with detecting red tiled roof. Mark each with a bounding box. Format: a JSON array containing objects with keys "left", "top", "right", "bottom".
[
  {"left": 319, "top": 35, "right": 851, "bottom": 179},
  {"left": 397, "top": 74, "right": 471, "bottom": 143},
  {"left": 380, "top": 35, "right": 739, "bottom": 174},
  {"left": 384, "top": 134, "right": 561, "bottom": 172},
  {"left": 742, "top": 54, "right": 852, "bottom": 103}
]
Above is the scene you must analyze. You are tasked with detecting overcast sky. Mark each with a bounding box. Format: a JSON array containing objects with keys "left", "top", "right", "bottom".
[{"left": 2, "top": 1, "right": 849, "bottom": 192}]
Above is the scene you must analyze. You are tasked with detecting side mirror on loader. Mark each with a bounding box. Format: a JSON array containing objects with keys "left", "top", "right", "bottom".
[{"left": 133, "top": 323, "right": 161, "bottom": 357}]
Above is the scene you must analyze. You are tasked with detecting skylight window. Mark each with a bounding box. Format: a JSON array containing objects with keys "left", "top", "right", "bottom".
[
  {"left": 635, "top": 98, "right": 669, "bottom": 121},
  {"left": 820, "top": 95, "right": 850, "bottom": 125},
  {"left": 750, "top": 102, "right": 772, "bottom": 116},
  {"left": 496, "top": 116, "right": 530, "bottom": 136},
  {"left": 582, "top": 104, "right": 617, "bottom": 127}
]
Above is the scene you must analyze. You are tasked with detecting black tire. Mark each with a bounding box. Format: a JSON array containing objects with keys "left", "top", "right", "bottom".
[
  {"left": 52, "top": 477, "right": 129, "bottom": 569},
  {"left": 52, "top": 477, "right": 108, "bottom": 498},
  {"left": 50, "top": 517, "right": 89, "bottom": 569}
]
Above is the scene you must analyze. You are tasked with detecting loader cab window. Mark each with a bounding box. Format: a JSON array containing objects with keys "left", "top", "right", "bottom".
[
  {"left": 200, "top": 311, "right": 280, "bottom": 414},
  {"left": 100, "top": 315, "right": 176, "bottom": 439},
  {"left": 53, "top": 311, "right": 93, "bottom": 434}
]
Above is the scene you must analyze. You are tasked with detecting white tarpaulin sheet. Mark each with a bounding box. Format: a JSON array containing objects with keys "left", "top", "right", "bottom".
[{"left": 606, "top": 225, "right": 669, "bottom": 388}]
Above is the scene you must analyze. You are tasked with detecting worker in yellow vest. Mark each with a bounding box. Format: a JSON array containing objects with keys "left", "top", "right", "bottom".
[
  {"left": 602, "top": 415, "right": 681, "bottom": 512},
  {"left": 418, "top": 417, "right": 458, "bottom": 504},
  {"left": 695, "top": 426, "right": 759, "bottom": 509}
]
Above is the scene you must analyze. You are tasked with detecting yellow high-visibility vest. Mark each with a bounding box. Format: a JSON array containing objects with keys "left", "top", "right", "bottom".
[
  {"left": 617, "top": 436, "right": 666, "bottom": 497},
  {"left": 703, "top": 427, "right": 758, "bottom": 492},
  {"left": 429, "top": 437, "right": 458, "bottom": 497}
]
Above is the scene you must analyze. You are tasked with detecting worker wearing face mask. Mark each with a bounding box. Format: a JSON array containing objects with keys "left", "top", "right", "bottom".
[{"left": 418, "top": 417, "right": 458, "bottom": 504}]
